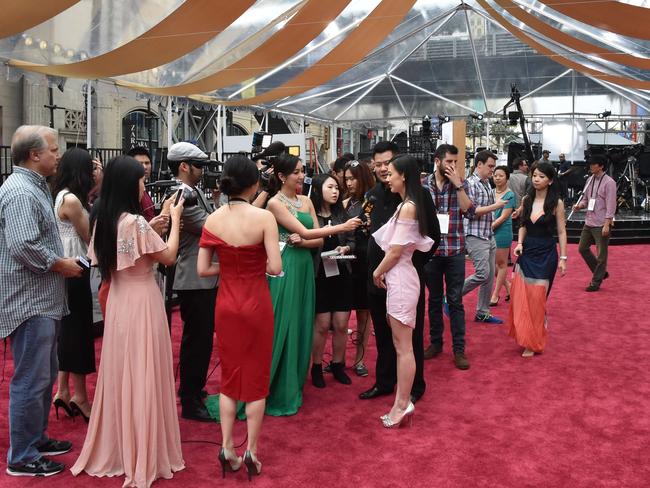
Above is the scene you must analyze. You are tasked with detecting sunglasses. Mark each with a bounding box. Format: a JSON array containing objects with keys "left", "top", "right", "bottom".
[{"left": 345, "top": 160, "right": 360, "bottom": 168}]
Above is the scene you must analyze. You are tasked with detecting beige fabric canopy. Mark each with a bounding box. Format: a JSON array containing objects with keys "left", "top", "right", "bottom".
[{"left": 0, "top": 1, "right": 79, "bottom": 39}]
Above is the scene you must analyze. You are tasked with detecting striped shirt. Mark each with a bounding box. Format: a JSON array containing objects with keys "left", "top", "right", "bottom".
[
  {"left": 464, "top": 173, "right": 495, "bottom": 240},
  {"left": 0, "top": 166, "right": 67, "bottom": 338}
]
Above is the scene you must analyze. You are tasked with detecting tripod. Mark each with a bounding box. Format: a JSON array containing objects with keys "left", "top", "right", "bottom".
[{"left": 615, "top": 157, "right": 638, "bottom": 211}]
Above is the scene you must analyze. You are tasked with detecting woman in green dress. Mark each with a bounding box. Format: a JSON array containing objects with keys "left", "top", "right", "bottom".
[{"left": 264, "top": 155, "right": 361, "bottom": 416}]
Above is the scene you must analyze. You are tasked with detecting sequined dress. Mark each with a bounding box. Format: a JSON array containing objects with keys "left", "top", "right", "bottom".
[{"left": 72, "top": 213, "right": 184, "bottom": 488}]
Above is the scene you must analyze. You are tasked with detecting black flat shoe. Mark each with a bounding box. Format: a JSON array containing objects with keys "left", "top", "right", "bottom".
[
  {"left": 358, "top": 386, "right": 392, "bottom": 400},
  {"left": 311, "top": 363, "right": 326, "bottom": 388},
  {"left": 52, "top": 398, "right": 73, "bottom": 419},
  {"left": 181, "top": 400, "right": 214, "bottom": 422},
  {"left": 330, "top": 362, "right": 351, "bottom": 385}
]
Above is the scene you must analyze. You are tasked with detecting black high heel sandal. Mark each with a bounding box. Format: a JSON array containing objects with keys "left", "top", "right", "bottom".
[
  {"left": 218, "top": 448, "right": 242, "bottom": 478},
  {"left": 69, "top": 400, "right": 90, "bottom": 423},
  {"left": 243, "top": 450, "right": 262, "bottom": 481},
  {"left": 53, "top": 398, "right": 74, "bottom": 419}
]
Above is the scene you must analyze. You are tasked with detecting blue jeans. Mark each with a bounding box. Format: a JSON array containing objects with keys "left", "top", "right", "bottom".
[
  {"left": 424, "top": 254, "right": 466, "bottom": 353},
  {"left": 7, "top": 317, "right": 59, "bottom": 465}
]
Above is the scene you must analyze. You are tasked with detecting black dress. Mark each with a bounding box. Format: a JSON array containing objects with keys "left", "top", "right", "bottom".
[
  {"left": 346, "top": 198, "right": 370, "bottom": 309},
  {"left": 314, "top": 213, "right": 353, "bottom": 314}
]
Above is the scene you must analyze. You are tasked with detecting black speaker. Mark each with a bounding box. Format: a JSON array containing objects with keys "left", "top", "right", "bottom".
[{"left": 638, "top": 150, "right": 650, "bottom": 179}]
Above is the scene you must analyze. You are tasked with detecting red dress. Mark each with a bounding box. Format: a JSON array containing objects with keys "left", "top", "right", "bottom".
[{"left": 199, "top": 229, "right": 274, "bottom": 402}]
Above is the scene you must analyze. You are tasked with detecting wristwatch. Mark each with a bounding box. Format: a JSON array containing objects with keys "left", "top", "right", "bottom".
[{"left": 455, "top": 184, "right": 465, "bottom": 191}]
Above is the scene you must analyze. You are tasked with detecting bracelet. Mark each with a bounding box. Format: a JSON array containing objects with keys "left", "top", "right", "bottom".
[{"left": 559, "top": 256, "right": 568, "bottom": 260}]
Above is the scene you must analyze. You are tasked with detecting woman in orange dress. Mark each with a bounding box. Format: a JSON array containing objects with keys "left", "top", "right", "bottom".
[{"left": 507, "top": 162, "right": 567, "bottom": 358}]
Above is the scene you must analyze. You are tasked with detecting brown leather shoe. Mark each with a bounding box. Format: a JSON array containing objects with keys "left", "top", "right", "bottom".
[
  {"left": 454, "top": 352, "right": 470, "bottom": 370},
  {"left": 424, "top": 344, "right": 442, "bottom": 360}
]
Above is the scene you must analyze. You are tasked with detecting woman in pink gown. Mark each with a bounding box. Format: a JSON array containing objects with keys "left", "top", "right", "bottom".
[
  {"left": 71, "top": 156, "right": 185, "bottom": 488},
  {"left": 372, "top": 155, "right": 434, "bottom": 429}
]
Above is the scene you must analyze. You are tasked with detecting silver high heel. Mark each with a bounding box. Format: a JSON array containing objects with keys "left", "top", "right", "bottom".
[{"left": 381, "top": 402, "right": 415, "bottom": 429}]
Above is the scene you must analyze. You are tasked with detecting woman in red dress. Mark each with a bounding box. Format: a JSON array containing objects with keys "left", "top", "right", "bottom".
[{"left": 197, "top": 155, "right": 282, "bottom": 480}]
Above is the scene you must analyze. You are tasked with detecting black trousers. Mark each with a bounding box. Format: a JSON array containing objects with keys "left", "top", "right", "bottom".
[
  {"left": 368, "top": 279, "right": 426, "bottom": 397},
  {"left": 177, "top": 288, "right": 217, "bottom": 401}
]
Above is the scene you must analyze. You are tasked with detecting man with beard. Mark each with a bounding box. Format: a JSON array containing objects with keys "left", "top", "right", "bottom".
[{"left": 423, "top": 144, "right": 473, "bottom": 369}]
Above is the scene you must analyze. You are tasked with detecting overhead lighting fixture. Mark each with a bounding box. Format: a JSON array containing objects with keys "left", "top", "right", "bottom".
[
  {"left": 65, "top": 49, "right": 74, "bottom": 58},
  {"left": 52, "top": 44, "right": 62, "bottom": 55},
  {"left": 24, "top": 36, "right": 33, "bottom": 47},
  {"left": 39, "top": 40, "right": 48, "bottom": 50},
  {"left": 597, "top": 110, "right": 612, "bottom": 118}
]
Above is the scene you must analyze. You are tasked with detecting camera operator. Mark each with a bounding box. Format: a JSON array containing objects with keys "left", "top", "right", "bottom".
[
  {"left": 166, "top": 141, "right": 217, "bottom": 422},
  {"left": 252, "top": 141, "right": 286, "bottom": 208}
]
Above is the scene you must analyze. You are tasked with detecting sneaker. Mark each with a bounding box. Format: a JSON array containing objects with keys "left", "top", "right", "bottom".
[
  {"left": 6, "top": 457, "right": 64, "bottom": 477},
  {"left": 353, "top": 363, "right": 369, "bottom": 377},
  {"left": 423, "top": 344, "right": 442, "bottom": 360},
  {"left": 586, "top": 283, "right": 600, "bottom": 292},
  {"left": 475, "top": 313, "right": 503, "bottom": 324},
  {"left": 454, "top": 352, "right": 470, "bottom": 370},
  {"left": 37, "top": 439, "right": 72, "bottom": 456}
]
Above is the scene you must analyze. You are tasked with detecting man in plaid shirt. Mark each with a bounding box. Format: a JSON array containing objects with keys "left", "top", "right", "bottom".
[
  {"left": 423, "top": 144, "right": 473, "bottom": 370},
  {"left": 462, "top": 150, "right": 507, "bottom": 324}
]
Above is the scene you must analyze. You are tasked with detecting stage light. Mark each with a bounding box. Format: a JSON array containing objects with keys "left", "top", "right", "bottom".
[
  {"left": 470, "top": 113, "right": 484, "bottom": 120},
  {"left": 24, "top": 36, "right": 33, "bottom": 47},
  {"left": 39, "top": 40, "right": 48, "bottom": 50},
  {"left": 53, "top": 44, "right": 62, "bottom": 55},
  {"left": 597, "top": 110, "right": 612, "bottom": 118},
  {"left": 65, "top": 49, "right": 75, "bottom": 58},
  {"left": 438, "top": 115, "right": 450, "bottom": 124}
]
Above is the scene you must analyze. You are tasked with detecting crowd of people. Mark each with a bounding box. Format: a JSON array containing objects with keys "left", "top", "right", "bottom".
[{"left": 0, "top": 125, "right": 616, "bottom": 485}]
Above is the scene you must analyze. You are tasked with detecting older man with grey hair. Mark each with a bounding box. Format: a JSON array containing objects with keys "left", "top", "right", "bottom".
[{"left": 0, "top": 125, "right": 83, "bottom": 477}]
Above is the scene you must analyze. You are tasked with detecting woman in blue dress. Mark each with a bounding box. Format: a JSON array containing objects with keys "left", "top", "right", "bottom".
[{"left": 490, "top": 166, "right": 516, "bottom": 306}]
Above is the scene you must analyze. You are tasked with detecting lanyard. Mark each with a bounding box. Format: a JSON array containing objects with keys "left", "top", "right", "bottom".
[
  {"left": 432, "top": 175, "right": 453, "bottom": 212},
  {"left": 590, "top": 175, "right": 604, "bottom": 199}
]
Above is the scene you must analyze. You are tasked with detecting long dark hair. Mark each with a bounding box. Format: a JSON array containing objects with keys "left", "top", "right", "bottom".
[
  {"left": 267, "top": 154, "right": 301, "bottom": 197},
  {"left": 521, "top": 162, "right": 559, "bottom": 227},
  {"left": 344, "top": 161, "right": 375, "bottom": 201},
  {"left": 310, "top": 173, "right": 345, "bottom": 219},
  {"left": 93, "top": 156, "right": 145, "bottom": 280},
  {"left": 52, "top": 148, "right": 94, "bottom": 211},
  {"left": 390, "top": 155, "right": 429, "bottom": 237}
]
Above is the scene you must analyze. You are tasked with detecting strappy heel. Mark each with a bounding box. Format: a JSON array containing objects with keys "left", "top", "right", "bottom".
[
  {"left": 218, "top": 448, "right": 242, "bottom": 478},
  {"left": 69, "top": 400, "right": 90, "bottom": 423},
  {"left": 243, "top": 450, "right": 262, "bottom": 481}
]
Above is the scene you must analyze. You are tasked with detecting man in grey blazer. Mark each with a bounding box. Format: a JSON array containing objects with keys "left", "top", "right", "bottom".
[{"left": 167, "top": 142, "right": 217, "bottom": 422}]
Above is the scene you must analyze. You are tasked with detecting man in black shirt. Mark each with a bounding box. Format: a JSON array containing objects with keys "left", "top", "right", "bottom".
[{"left": 359, "top": 142, "right": 439, "bottom": 403}]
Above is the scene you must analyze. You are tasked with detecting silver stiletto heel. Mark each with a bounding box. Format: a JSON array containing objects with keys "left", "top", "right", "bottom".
[{"left": 381, "top": 402, "right": 415, "bottom": 429}]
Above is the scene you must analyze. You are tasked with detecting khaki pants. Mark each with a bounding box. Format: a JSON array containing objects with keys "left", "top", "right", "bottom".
[{"left": 578, "top": 225, "right": 609, "bottom": 286}]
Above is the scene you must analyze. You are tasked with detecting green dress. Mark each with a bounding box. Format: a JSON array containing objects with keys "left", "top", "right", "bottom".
[
  {"left": 205, "top": 209, "right": 315, "bottom": 421},
  {"left": 265, "top": 210, "right": 315, "bottom": 416}
]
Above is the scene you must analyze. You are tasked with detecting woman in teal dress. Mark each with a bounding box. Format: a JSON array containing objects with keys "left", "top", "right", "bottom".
[
  {"left": 490, "top": 166, "right": 516, "bottom": 305},
  {"left": 264, "top": 155, "right": 361, "bottom": 416}
]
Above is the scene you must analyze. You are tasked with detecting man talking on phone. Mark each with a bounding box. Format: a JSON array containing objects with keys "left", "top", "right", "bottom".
[{"left": 167, "top": 142, "right": 217, "bottom": 421}]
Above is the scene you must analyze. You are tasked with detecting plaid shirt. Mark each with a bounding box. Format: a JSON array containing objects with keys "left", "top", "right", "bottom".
[
  {"left": 0, "top": 166, "right": 67, "bottom": 338},
  {"left": 424, "top": 174, "right": 472, "bottom": 257},
  {"left": 464, "top": 173, "right": 495, "bottom": 240}
]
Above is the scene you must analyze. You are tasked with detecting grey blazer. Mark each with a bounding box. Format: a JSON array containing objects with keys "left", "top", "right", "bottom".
[{"left": 172, "top": 186, "right": 218, "bottom": 290}]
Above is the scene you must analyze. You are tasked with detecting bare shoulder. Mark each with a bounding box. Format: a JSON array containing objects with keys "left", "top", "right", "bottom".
[
  {"left": 298, "top": 195, "right": 314, "bottom": 210},
  {"left": 399, "top": 201, "right": 417, "bottom": 219}
]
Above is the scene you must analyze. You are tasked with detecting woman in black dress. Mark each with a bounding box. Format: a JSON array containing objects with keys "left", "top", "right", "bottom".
[{"left": 343, "top": 160, "right": 376, "bottom": 376}]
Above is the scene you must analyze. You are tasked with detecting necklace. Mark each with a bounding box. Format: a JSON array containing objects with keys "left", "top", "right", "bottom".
[
  {"left": 278, "top": 191, "right": 302, "bottom": 209},
  {"left": 228, "top": 197, "right": 249, "bottom": 205}
]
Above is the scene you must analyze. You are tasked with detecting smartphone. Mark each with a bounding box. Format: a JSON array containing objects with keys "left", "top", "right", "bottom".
[
  {"left": 77, "top": 255, "right": 90, "bottom": 269},
  {"left": 173, "top": 188, "right": 183, "bottom": 206}
]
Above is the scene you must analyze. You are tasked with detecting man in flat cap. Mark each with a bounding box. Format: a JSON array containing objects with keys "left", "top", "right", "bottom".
[{"left": 167, "top": 142, "right": 217, "bottom": 421}]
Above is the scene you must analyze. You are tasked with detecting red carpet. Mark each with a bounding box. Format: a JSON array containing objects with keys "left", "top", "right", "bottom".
[{"left": 1, "top": 243, "right": 648, "bottom": 487}]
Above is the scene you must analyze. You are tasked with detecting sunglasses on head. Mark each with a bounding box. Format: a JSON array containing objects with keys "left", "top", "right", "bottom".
[{"left": 345, "top": 160, "right": 360, "bottom": 168}]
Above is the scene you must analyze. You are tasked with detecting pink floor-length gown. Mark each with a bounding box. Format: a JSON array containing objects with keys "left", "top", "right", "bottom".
[{"left": 71, "top": 213, "right": 184, "bottom": 488}]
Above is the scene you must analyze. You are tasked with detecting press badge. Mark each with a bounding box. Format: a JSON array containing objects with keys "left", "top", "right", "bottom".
[
  {"left": 437, "top": 213, "right": 450, "bottom": 235},
  {"left": 587, "top": 198, "right": 596, "bottom": 211}
]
